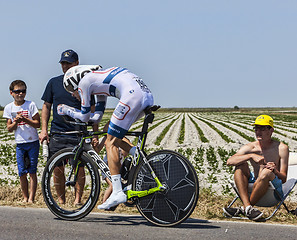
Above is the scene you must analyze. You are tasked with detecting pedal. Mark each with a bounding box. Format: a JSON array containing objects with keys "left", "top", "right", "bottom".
[
  {"left": 124, "top": 198, "right": 137, "bottom": 207},
  {"left": 122, "top": 184, "right": 132, "bottom": 192}
]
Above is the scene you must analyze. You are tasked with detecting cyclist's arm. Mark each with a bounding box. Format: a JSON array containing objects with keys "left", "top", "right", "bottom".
[
  {"left": 75, "top": 83, "right": 107, "bottom": 122},
  {"left": 57, "top": 97, "right": 106, "bottom": 123},
  {"left": 91, "top": 104, "right": 99, "bottom": 139},
  {"left": 89, "top": 95, "right": 106, "bottom": 122},
  {"left": 57, "top": 104, "right": 93, "bottom": 122}
]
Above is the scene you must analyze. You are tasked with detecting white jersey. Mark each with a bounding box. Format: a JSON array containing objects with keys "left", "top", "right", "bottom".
[
  {"left": 3, "top": 100, "right": 39, "bottom": 144},
  {"left": 68, "top": 67, "right": 153, "bottom": 138}
]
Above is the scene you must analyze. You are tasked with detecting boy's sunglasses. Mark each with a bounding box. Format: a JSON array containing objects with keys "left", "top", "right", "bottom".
[{"left": 12, "top": 89, "right": 26, "bottom": 94}]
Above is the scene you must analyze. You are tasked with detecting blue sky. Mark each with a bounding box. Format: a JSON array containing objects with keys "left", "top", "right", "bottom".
[{"left": 1, "top": 0, "right": 296, "bottom": 109}]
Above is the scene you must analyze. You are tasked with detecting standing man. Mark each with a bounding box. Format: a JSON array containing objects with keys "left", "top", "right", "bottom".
[
  {"left": 39, "top": 50, "right": 96, "bottom": 205},
  {"left": 223, "top": 115, "right": 289, "bottom": 220}
]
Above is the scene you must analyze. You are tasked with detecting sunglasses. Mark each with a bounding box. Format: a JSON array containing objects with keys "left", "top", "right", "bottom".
[
  {"left": 12, "top": 89, "right": 27, "bottom": 94},
  {"left": 253, "top": 126, "right": 271, "bottom": 131}
]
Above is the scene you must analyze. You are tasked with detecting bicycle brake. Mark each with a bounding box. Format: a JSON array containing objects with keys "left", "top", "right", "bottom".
[{"left": 65, "top": 181, "right": 76, "bottom": 187}]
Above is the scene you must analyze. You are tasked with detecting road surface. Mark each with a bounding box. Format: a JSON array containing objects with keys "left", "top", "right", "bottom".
[{"left": 0, "top": 206, "right": 296, "bottom": 240}]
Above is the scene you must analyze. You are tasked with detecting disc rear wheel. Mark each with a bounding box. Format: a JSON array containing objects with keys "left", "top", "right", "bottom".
[{"left": 132, "top": 150, "right": 199, "bottom": 227}]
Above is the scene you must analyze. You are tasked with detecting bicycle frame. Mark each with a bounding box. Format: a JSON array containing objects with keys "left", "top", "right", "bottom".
[
  {"left": 65, "top": 107, "right": 165, "bottom": 200},
  {"left": 43, "top": 105, "right": 199, "bottom": 226}
]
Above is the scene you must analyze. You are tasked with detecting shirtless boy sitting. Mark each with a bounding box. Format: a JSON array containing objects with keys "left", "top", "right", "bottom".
[{"left": 223, "top": 115, "right": 289, "bottom": 220}]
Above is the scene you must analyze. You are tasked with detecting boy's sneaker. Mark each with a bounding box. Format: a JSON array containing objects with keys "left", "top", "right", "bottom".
[
  {"left": 245, "top": 206, "right": 263, "bottom": 221},
  {"left": 223, "top": 207, "right": 244, "bottom": 217}
]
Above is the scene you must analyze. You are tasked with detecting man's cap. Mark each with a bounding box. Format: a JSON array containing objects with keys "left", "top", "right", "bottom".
[
  {"left": 59, "top": 49, "right": 79, "bottom": 63},
  {"left": 252, "top": 115, "right": 274, "bottom": 128}
]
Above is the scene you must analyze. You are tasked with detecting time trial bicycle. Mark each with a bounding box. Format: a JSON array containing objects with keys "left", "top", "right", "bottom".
[{"left": 41, "top": 105, "right": 199, "bottom": 227}]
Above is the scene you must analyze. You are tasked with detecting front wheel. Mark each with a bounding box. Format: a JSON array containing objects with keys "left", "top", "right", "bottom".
[
  {"left": 132, "top": 150, "right": 199, "bottom": 227},
  {"left": 42, "top": 148, "right": 100, "bottom": 220}
]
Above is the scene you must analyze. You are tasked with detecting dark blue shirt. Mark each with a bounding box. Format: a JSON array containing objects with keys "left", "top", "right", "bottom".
[{"left": 41, "top": 75, "right": 82, "bottom": 133}]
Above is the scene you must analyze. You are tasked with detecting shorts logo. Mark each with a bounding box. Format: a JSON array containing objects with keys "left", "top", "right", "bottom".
[
  {"left": 109, "top": 125, "right": 120, "bottom": 133},
  {"left": 113, "top": 102, "right": 130, "bottom": 120},
  {"left": 135, "top": 77, "right": 151, "bottom": 93}
]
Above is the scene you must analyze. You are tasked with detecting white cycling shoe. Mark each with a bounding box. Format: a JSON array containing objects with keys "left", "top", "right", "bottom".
[{"left": 97, "top": 191, "right": 127, "bottom": 210}]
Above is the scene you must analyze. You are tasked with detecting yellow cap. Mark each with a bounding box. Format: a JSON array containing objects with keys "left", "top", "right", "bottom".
[{"left": 253, "top": 115, "right": 274, "bottom": 128}]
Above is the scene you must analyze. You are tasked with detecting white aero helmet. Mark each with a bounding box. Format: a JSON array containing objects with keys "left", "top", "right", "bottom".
[{"left": 63, "top": 65, "right": 102, "bottom": 93}]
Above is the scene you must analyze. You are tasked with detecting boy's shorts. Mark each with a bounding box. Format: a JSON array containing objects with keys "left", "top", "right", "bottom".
[
  {"left": 16, "top": 140, "right": 40, "bottom": 177},
  {"left": 249, "top": 172, "right": 284, "bottom": 199}
]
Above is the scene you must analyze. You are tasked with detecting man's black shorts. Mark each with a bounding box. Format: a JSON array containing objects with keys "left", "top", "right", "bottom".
[{"left": 49, "top": 134, "right": 84, "bottom": 167}]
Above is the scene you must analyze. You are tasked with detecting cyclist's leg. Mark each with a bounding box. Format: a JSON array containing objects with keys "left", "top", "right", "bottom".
[
  {"left": 98, "top": 93, "right": 153, "bottom": 209},
  {"left": 103, "top": 177, "right": 113, "bottom": 202},
  {"left": 98, "top": 135, "right": 127, "bottom": 209},
  {"left": 110, "top": 136, "right": 134, "bottom": 157},
  {"left": 97, "top": 111, "right": 134, "bottom": 209},
  {"left": 104, "top": 99, "right": 142, "bottom": 175},
  {"left": 105, "top": 135, "right": 122, "bottom": 175}
]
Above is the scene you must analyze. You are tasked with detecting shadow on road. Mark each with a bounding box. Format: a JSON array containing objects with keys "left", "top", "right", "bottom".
[{"left": 72, "top": 214, "right": 221, "bottom": 229}]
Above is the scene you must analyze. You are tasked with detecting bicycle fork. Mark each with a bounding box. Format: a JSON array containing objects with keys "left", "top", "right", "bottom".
[{"left": 65, "top": 143, "right": 85, "bottom": 187}]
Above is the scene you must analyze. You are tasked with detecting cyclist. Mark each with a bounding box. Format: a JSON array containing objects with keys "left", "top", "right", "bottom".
[{"left": 57, "top": 65, "right": 154, "bottom": 209}]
